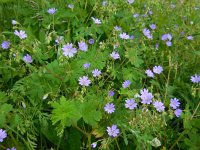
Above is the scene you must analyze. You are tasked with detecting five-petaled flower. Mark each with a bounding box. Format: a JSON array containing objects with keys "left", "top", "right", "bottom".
[
  {"left": 62, "top": 43, "right": 77, "bottom": 58},
  {"left": 170, "top": 98, "right": 180, "bottom": 109},
  {"left": 0, "top": 129, "right": 7, "bottom": 142},
  {"left": 104, "top": 103, "right": 115, "bottom": 114},
  {"left": 153, "top": 101, "right": 165, "bottom": 112},
  {"left": 92, "top": 69, "right": 101, "bottom": 77},
  {"left": 125, "top": 99, "right": 137, "bottom": 110},
  {"left": 14, "top": 30, "right": 27, "bottom": 39},
  {"left": 23, "top": 54, "right": 33, "bottom": 63},
  {"left": 107, "top": 125, "right": 120, "bottom": 137},
  {"left": 47, "top": 8, "right": 57, "bottom": 14},
  {"left": 79, "top": 76, "right": 91, "bottom": 86}
]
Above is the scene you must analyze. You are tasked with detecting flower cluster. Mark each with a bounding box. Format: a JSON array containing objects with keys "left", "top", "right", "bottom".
[
  {"left": 170, "top": 98, "right": 182, "bottom": 117},
  {"left": 145, "top": 66, "right": 163, "bottom": 78},
  {"left": 161, "top": 33, "right": 172, "bottom": 46}
]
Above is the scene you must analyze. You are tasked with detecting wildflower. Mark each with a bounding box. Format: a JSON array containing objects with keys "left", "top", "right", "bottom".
[
  {"left": 62, "top": 43, "right": 77, "bottom": 57},
  {"left": 88, "top": 39, "right": 95, "bottom": 44},
  {"left": 149, "top": 10, "right": 153, "bottom": 15},
  {"left": 174, "top": 108, "right": 182, "bottom": 117},
  {"left": 78, "top": 41, "right": 88, "bottom": 51},
  {"left": 108, "top": 90, "right": 115, "bottom": 97},
  {"left": 153, "top": 66, "right": 163, "bottom": 74},
  {"left": 143, "top": 28, "right": 152, "bottom": 39},
  {"left": 104, "top": 103, "right": 115, "bottom": 114},
  {"left": 14, "top": 30, "right": 27, "bottom": 39},
  {"left": 190, "top": 74, "right": 200, "bottom": 83},
  {"left": 145, "top": 69, "right": 154, "bottom": 78},
  {"left": 0, "top": 129, "right": 7, "bottom": 142},
  {"left": 68, "top": 4, "right": 74, "bottom": 9},
  {"left": 12, "top": 20, "right": 18, "bottom": 25},
  {"left": 110, "top": 51, "right": 120, "bottom": 60},
  {"left": 1, "top": 41, "right": 10, "bottom": 49},
  {"left": 125, "top": 99, "right": 137, "bottom": 110},
  {"left": 153, "top": 101, "right": 165, "bottom": 112},
  {"left": 91, "top": 142, "right": 97, "bottom": 148},
  {"left": 127, "top": 0, "right": 135, "bottom": 4},
  {"left": 150, "top": 24, "right": 156, "bottom": 30},
  {"left": 83, "top": 63, "right": 90, "bottom": 69},
  {"left": 6, "top": 147, "right": 17, "bottom": 150},
  {"left": 119, "top": 32, "right": 130, "bottom": 39},
  {"left": 114, "top": 26, "right": 122, "bottom": 31},
  {"left": 55, "top": 36, "right": 63, "bottom": 44},
  {"left": 102, "top": 0, "right": 107, "bottom": 6},
  {"left": 161, "top": 33, "right": 172, "bottom": 41},
  {"left": 92, "top": 69, "right": 101, "bottom": 77},
  {"left": 133, "top": 13, "right": 139, "bottom": 18},
  {"left": 78, "top": 76, "right": 91, "bottom": 86},
  {"left": 130, "top": 35, "right": 135, "bottom": 39},
  {"left": 122, "top": 80, "right": 131, "bottom": 88},
  {"left": 187, "top": 36, "right": 193, "bottom": 40},
  {"left": 166, "top": 41, "right": 172, "bottom": 46},
  {"left": 47, "top": 8, "right": 57, "bottom": 14},
  {"left": 107, "top": 125, "right": 120, "bottom": 137},
  {"left": 156, "top": 43, "right": 159, "bottom": 50},
  {"left": 91, "top": 17, "right": 101, "bottom": 24},
  {"left": 23, "top": 54, "right": 33, "bottom": 63},
  {"left": 170, "top": 98, "right": 180, "bottom": 109},
  {"left": 140, "top": 89, "right": 153, "bottom": 104}
]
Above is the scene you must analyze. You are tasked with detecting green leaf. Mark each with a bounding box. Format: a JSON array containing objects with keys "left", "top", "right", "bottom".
[
  {"left": 0, "top": 103, "right": 13, "bottom": 127},
  {"left": 81, "top": 101, "right": 102, "bottom": 126},
  {"left": 50, "top": 96, "right": 81, "bottom": 135}
]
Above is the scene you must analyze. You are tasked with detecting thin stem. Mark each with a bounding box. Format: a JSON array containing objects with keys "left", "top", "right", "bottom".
[
  {"left": 115, "top": 138, "right": 120, "bottom": 150},
  {"left": 190, "top": 101, "right": 200, "bottom": 120}
]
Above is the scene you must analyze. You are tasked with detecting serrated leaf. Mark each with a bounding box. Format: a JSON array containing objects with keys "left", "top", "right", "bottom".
[
  {"left": 81, "top": 101, "right": 102, "bottom": 126},
  {"left": 0, "top": 103, "right": 13, "bottom": 127},
  {"left": 51, "top": 96, "right": 82, "bottom": 126}
]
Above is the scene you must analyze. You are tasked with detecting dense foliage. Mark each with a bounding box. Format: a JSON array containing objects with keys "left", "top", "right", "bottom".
[{"left": 0, "top": 0, "right": 200, "bottom": 150}]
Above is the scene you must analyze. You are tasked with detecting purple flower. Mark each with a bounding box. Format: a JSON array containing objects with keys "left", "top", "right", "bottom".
[
  {"left": 0, "top": 129, "right": 7, "bottom": 142},
  {"left": 1, "top": 41, "right": 10, "bottom": 49},
  {"left": 6, "top": 147, "right": 17, "bottom": 150},
  {"left": 92, "top": 69, "right": 101, "bottom": 77},
  {"left": 114, "top": 26, "right": 122, "bottom": 31},
  {"left": 14, "top": 30, "right": 27, "bottom": 39},
  {"left": 156, "top": 43, "right": 159, "bottom": 50},
  {"left": 12, "top": 20, "right": 18, "bottom": 25},
  {"left": 83, "top": 63, "right": 90, "bottom": 69},
  {"left": 108, "top": 90, "right": 115, "bottom": 97},
  {"left": 104, "top": 103, "right": 115, "bottom": 114},
  {"left": 91, "top": 142, "right": 97, "bottom": 148},
  {"left": 166, "top": 41, "right": 172, "bottom": 46},
  {"left": 145, "top": 69, "right": 154, "bottom": 78},
  {"left": 153, "top": 66, "right": 163, "bottom": 74},
  {"left": 55, "top": 36, "right": 63, "bottom": 44},
  {"left": 161, "top": 33, "right": 172, "bottom": 41},
  {"left": 148, "top": 10, "right": 153, "bottom": 15},
  {"left": 47, "top": 8, "right": 57, "bottom": 14},
  {"left": 119, "top": 32, "right": 130, "bottom": 39},
  {"left": 133, "top": 13, "right": 139, "bottom": 18},
  {"left": 110, "top": 51, "right": 120, "bottom": 60},
  {"left": 170, "top": 98, "right": 180, "bottom": 109},
  {"left": 78, "top": 76, "right": 91, "bottom": 86},
  {"left": 62, "top": 43, "right": 77, "bottom": 58},
  {"left": 91, "top": 17, "right": 101, "bottom": 24},
  {"left": 68, "top": 4, "right": 74, "bottom": 9},
  {"left": 153, "top": 101, "right": 165, "bottom": 112},
  {"left": 102, "top": 0, "right": 107, "bottom": 6},
  {"left": 125, "top": 99, "right": 137, "bottom": 110},
  {"left": 190, "top": 74, "right": 200, "bottom": 83},
  {"left": 122, "top": 80, "right": 131, "bottom": 88},
  {"left": 150, "top": 24, "right": 156, "bottom": 30},
  {"left": 187, "top": 36, "right": 193, "bottom": 40},
  {"left": 143, "top": 28, "right": 152, "bottom": 39},
  {"left": 140, "top": 89, "right": 153, "bottom": 105},
  {"left": 88, "top": 39, "right": 95, "bottom": 44},
  {"left": 78, "top": 41, "right": 88, "bottom": 51},
  {"left": 107, "top": 125, "right": 120, "bottom": 137},
  {"left": 174, "top": 108, "right": 182, "bottom": 117},
  {"left": 127, "top": 0, "right": 135, "bottom": 4},
  {"left": 23, "top": 54, "right": 33, "bottom": 63}
]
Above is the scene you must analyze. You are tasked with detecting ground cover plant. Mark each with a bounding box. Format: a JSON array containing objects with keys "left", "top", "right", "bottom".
[{"left": 0, "top": 0, "right": 200, "bottom": 149}]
